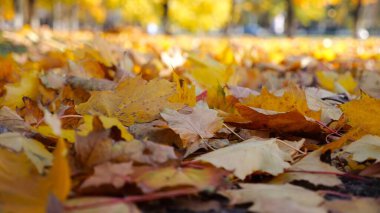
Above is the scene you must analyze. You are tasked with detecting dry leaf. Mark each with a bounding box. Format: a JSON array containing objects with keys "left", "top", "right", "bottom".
[
  {"left": 196, "top": 138, "right": 291, "bottom": 179},
  {"left": 0, "top": 132, "right": 52, "bottom": 174},
  {"left": 81, "top": 162, "right": 133, "bottom": 189},
  {"left": 135, "top": 166, "right": 225, "bottom": 193},
  {"left": 76, "top": 77, "right": 179, "bottom": 126},
  {"left": 161, "top": 105, "right": 223, "bottom": 149},
  {"left": 340, "top": 94, "right": 380, "bottom": 136},
  {"left": 272, "top": 149, "right": 342, "bottom": 186},
  {"left": 323, "top": 198, "right": 380, "bottom": 213},
  {"left": 65, "top": 197, "right": 141, "bottom": 213},
  {"left": 344, "top": 135, "right": 380, "bottom": 162},
  {"left": 221, "top": 183, "right": 326, "bottom": 213}
]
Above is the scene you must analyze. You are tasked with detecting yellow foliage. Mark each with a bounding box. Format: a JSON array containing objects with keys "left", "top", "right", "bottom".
[
  {"left": 242, "top": 86, "right": 321, "bottom": 120},
  {"left": 168, "top": 73, "right": 196, "bottom": 107},
  {"left": 169, "top": 0, "right": 232, "bottom": 31},
  {"left": 78, "top": 115, "right": 134, "bottom": 141},
  {"left": 341, "top": 93, "right": 380, "bottom": 136},
  {"left": 323, "top": 94, "right": 380, "bottom": 152},
  {"left": 49, "top": 139, "right": 71, "bottom": 202},
  {"left": 76, "top": 77, "right": 179, "bottom": 126},
  {"left": 36, "top": 125, "right": 76, "bottom": 143},
  {"left": 188, "top": 54, "right": 233, "bottom": 88},
  {"left": 1, "top": 70, "right": 40, "bottom": 109},
  {"left": 0, "top": 0, "right": 15, "bottom": 21},
  {"left": 316, "top": 71, "right": 357, "bottom": 93}
]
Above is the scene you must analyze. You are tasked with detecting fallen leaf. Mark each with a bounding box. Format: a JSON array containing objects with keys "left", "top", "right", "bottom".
[
  {"left": 221, "top": 183, "right": 325, "bottom": 213},
  {"left": 64, "top": 197, "right": 141, "bottom": 213},
  {"left": 1, "top": 70, "right": 40, "bottom": 109},
  {"left": 322, "top": 94, "right": 380, "bottom": 152},
  {"left": 0, "top": 148, "right": 50, "bottom": 212},
  {"left": 344, "top": 135, "right": 380, "bottom": 162},
  {"left": 49, "top": 139, "right": 71, "bottom": 201},
  {"left": 135, "top": 166, "right": 225, "bottom": 193},
  {"left": 76, "top": 77, "right": 179, "bottom": 126},
  {"left": 168, "top": 73, "right": 196, "bottom": 106},
  {"left": 161, "top": 105, "right": 223, "bottom": 149},
  {"left": 81, "top": 162, "right": 133, "bottom": 189},
  {"left": 196, "top": 138, "right": 291, "bottom": 179},
  {"left": 340, "top": 93, "right": 380, "bottom": 136},
  {"left": 0, "top": 106, "right": 31, "bottom": 133},
  {"left": 0, "top": 132, "right": 53, "bottom": 174},
  {"left": 78, "top": 115, "right": 133, "bottom": 141},
  {"left": 231, "top": 87, "right": 322, "bottom": 134},
  {"left": 323, "top": 198, "right": 380, "bottom": 213},
  {"left": 272, "top": 149, "right": 342, "bottom": 186}
]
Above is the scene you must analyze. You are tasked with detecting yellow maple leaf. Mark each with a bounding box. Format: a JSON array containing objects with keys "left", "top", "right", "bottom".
[
  {"left": 316, "top": 71, "right": 357, "bottom": 93},
  {"left": 1, "top": 70, "right": 39, "bottom": 109},
  {"left": 322, "top": 93, "right": 380, "bottom": 152},
  {"left": 242, "top": 86, "right": 321, "bottom": 120},
  {"left": 168, "top": 73, "right": 196, "bottom": 106},
  {"left": 78, "top": 115, "right": 133, "bottom": 141},
  {"left": 135, "top": 166, "right": 225, "bottom": 193},
  {"left": 76, "top": 77, "right": 180, "bottom": 126},
  {"left": 49, "top": 139, "right": 71, "bottom": 201},
  {"left": 0, "top": 139, "right": 70, "bottom": 212},
  {"left": 340, "top": 93, "right": 380, "bottom": 136},
  {"left": 188, "top": 54, "right": 233, "bottom": 88}
]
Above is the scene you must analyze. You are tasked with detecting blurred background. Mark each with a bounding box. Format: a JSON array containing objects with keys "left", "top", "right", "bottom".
[{"left": 0, "top": 0, "right": 379, "bottom": 38}]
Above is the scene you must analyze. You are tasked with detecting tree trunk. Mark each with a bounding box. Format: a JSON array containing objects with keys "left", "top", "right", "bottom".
[
  {"left": 162, "top": 0, "right": 170, "bottom": 34},
  {"left": 285, "top": 0, "right": 295, "bottom": 37},
  {"left": 23, "top": 0, "right": 35, "bottom": 25},
  {"left": 352, "top": 0, "right": 363, "bottom": 38}
]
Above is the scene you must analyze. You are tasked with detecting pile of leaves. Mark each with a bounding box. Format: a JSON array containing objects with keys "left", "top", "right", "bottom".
[{"left": 0, "top": 29, "right": 380, "bottom": 213}]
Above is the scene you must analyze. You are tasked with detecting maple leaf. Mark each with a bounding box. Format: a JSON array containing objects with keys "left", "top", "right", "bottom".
[
  {"left": 0, "top": 106, "right": 31, "bottom": 133},
  {"left": 272, "top": 149, "right": 343, "bottom": 187},
  {"left": 316, "top": 71, "right": 357, "bottom": 93},
  {"left": 168, "top": 73, "right": 196, "bottom": 106},
  {"left": 0, "top": 139, "right": 70, "bottom": 212},
  {"left": 119, "top": 140, "right": 177, "bottom": 165},
  {"left": 78, "top": 115, "right": 133, "bottom": 141},
  {"left": 49, "top": 139, "right": 71, "bottom": 202},
  {"left": 196, "top": 138, "right": 291, "bottom": 179},
  {"left": 322, "top": 93, "right": 380, "bottom": 152},
  {"left": 76, "top": 77, "right": 179, "bottom": 126},
  {"left": 340, "top": 93, "right": 380, "bottom": 136},
  {"left": 135, "top": 166, "right": 226, "bottom": 193},
  {"left": 160, "top": 105, "right": 223, "bottom": 150},
  {"left": 0, "top": 148, "right": 50, "bottom": 212},
  {"left": 1, "top": 70, "right": 40, "bottom": 109},
  {"left": 229, "top": 87, "right": 322, "bottom": 134},
  {"left": 0, "top": 132, "right": 53, "bottom": 174},
  {"left": 81, "top": 162, "right": 133, "bottom": 189},
  {"left": 221, "top": 183, "right": 325, "bottom": 213},
  {"left": 343, "top": 135, "right": 380, "bottom": 162},
  {"left": 188, "top": 54, "right": 232, "bottom": 88}
]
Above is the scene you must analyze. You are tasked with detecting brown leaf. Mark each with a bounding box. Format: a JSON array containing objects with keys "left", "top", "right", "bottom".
[{"left": 81, "top": 162, "right": 133, "bottom": 189}]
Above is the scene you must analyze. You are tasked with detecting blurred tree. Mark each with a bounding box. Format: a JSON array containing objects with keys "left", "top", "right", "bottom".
[
  {"left": 0, "top": 0, "right": 15, "bottom": 21},
  {"left": 169, "top": 0, "right": 232, "bottom": 32}
]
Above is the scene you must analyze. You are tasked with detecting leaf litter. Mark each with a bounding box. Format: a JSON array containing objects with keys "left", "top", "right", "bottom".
[{"left": 0, "top": 30, "right": 380, "bottom": 212}]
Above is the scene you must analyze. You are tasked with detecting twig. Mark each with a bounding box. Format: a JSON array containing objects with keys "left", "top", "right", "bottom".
[
  {"left": 318, "top": 190, "right": 352, "bottom": 199},
  {"left": 276, "top": 139, "right": 307, "bottom": 155},
  {"left": 222, "top": 123, "right": 245, "bottom": 141},
  {"left": 315, "top": 120, "right": 342, "bottom": 136}
]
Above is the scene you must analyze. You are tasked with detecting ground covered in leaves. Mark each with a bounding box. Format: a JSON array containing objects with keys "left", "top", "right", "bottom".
[{"left": 1, "top": 28, "right": 380, "bottom": 213}]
